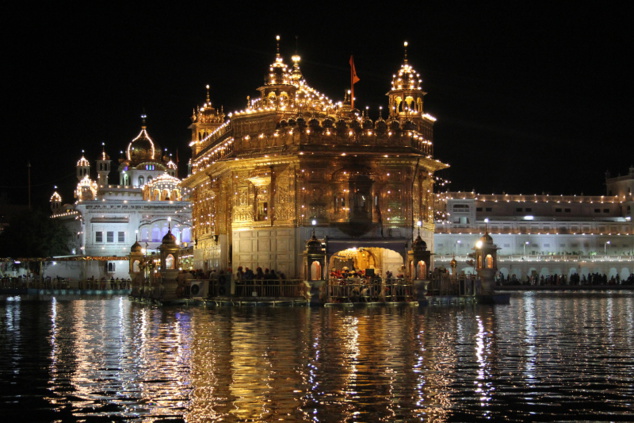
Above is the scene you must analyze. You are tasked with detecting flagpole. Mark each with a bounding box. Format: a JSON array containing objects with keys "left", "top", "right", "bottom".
[
  {"left": 349, "top": 55, "right": 360, "bottom": 110},
  {"left": 350, "top": 59, "right": 355, "bottom": 110}
]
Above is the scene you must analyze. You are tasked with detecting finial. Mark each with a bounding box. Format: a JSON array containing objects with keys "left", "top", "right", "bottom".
[
  {"left": 379, "top": 106, "right": 384, "bottom": 119},
  {"left": 205, "top": 84, "right": 211, "bottom": 104},
  {"left": 403, "top": 41, "right": 409, "bottom": 64},
  {"left": 141, "top": 111, "right": 147, "bottom": 128},
  {"left": 275, "top": 35, "right": 281, "bottom": 58}
]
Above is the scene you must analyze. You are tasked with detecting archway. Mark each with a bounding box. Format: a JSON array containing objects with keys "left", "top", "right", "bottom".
[
  {"left": 310, "top": 261, "right": 322, "bottom": 280},
  {"left": 328, "top": 246, "right": 405, "bottom": 280},
  {"left": 485, "top": 254, "right": 494, "bottom": 269},
  {"left": 165, "top": 254, "right": 175, "bottom": 270},
  {"left": 415, "top": 260, "right": 427, "bottom": 279}
]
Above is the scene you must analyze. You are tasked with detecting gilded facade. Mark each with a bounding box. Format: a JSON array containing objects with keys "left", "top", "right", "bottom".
[{"left": 184, "top": 41, "right": 448, "bottom": 280}]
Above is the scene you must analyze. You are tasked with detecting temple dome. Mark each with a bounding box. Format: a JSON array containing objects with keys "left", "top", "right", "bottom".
[
  {"left": 126, "top": 115, "right": 156, "bottom": 164},
  {"left": 162, "top": 229, "right": 177, "bottom": 244},
  {"left": 391, "top": 42, "right": 422, "bottom": 91},
  {"left": 77, "top": 155, "right": 90, "bottom": 167},
  {"left": 130, "top": 241, "right": 143, "bottom": 253}
]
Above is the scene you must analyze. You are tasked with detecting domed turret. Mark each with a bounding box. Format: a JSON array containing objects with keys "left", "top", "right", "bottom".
[
  {"left": 474, "top": 231, "right": 499, "bottom": 271},
  {"left": 307, "top": 234, "right": 321, "bottom": 252},
  {"left": 130, "top": 240, "right": 143, "bottom": 253},
  {"left": 50, "top": 190, "right": 62, "bottom": 214},
  {"left": 162, "top": 229, "right": 177, "bottom": 245},
  {"left": 266, "top": 35, "right": 291, "bottom": 86},
  {"left": 388, "top": 41, "right": 426, "bottom": 120},
  {"left": 143, "top": 172, "right": 182, "bottom": 201},
  {"left": 126, "top": 114, "right": 156, "bottom": 165},
  {"left": 412, "top": 235, "right": 427, "bottom": 252},
  {"left": 76, "top": 152, "right": 90, "bottom": 181}
]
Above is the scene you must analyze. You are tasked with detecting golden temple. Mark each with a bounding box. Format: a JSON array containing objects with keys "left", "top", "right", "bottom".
[{"left": 183, "top": 38, "right": 448, "bottom": 284}]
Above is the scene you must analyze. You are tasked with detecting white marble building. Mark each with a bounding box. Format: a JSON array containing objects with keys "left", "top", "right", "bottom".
[
  {"left": 49, "top": 116, "right": 192, "bottom": 281},
  {"left": 434, "top": 168, "right": 634, "bottom": 281}
]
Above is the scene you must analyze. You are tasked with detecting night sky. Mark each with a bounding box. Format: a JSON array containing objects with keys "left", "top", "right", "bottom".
[{"left": 3, "top": 2, "right": 633, "bottom": 209}]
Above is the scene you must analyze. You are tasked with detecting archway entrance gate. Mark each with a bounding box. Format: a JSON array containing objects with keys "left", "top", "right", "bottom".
[{"left": 324, "top": 238, "right": 414, "bottom": 303}]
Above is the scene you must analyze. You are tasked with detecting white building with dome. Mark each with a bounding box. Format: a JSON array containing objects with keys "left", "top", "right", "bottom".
[{"left": 49, "top": 116, "right": 192, "bottom": 281}]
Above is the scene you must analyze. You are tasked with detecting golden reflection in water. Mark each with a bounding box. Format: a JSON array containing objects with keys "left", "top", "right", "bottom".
[
  {"left": 46, "top": 299, "right": 196, "bottom": 420},
  {"left": 474, "top": 315, "right": 493, "bottom": 410},
  {"left": 7, "top": 293, "right": 634, "bottom": 421},
  {"left": 417, "top": 310, "right": 457, "bottom": 422},
  {"left": 185, "top": 309, "right": 314, "bottom": 421}
]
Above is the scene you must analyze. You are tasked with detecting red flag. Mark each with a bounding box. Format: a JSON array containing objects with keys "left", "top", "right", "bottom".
[
  {"left": 349, "top": 55, "right": 360, "bottom": 85},
  {"left": 350, "top": 55, "right": 360, "bottom": 109}
]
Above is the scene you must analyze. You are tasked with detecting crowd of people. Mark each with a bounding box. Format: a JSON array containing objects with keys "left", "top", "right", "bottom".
[
  {"left": 496, "top": 272, "right": 634, "bottom": 286},
  {"left": 235, "top": 266, "right": 286, "bottom": 282}
]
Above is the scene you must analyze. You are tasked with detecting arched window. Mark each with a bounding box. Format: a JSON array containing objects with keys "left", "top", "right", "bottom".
[
  {"left": 417, "top": 260, "right": 427, "bottom": 279},
  {"left": 310, "top": 261, "right": 322, "bottom": 281},
  {"left": 138, "top": 176, "right": 144, "bottom": 186},
  {"left": 165, "top": 254, "right": 175, "bottom": 269},
  {"left": 486, "top": 254, "right": 494, "bottom": 269},
  {"left": 132, "top": 260, "right": 140, "bottom": 273}
]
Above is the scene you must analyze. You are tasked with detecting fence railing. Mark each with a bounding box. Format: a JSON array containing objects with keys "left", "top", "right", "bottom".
[
  {"left": 230, "top": 279, "right": 306, "bottom": 298},
  {"left": 1, "top": 277, "right": 131, "bottom": 291},
  {"left": 326, "top": 278, "right": 414, "bottom": 303}
]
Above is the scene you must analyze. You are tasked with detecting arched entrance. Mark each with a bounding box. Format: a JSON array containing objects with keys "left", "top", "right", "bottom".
[
  {"left": 328, "top": 247, "right": 404, "bottom": 280},
  {"left": 325, "top": 241, "right": 412, "bottom": 303}
]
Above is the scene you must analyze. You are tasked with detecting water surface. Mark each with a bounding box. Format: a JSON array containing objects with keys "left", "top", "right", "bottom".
[{"left": 1, "top": 292, "right": 634, "bottom": 421}]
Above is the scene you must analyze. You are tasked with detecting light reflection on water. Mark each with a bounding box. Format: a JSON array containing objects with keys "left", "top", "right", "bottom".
[{"left": 1, "top": 292, "right": 634, "bottom": 421}]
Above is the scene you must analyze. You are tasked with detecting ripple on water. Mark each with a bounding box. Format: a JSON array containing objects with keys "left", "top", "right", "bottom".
[{"left": 1, "top": 293, "right": 634, "bottom": 421}]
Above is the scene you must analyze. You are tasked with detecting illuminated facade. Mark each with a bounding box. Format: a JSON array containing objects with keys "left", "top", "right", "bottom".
[
  {"left": 434, "top": 168, "right": 634, "bottom": 280},
  {"left": 184, "top": 40, "right": 447, "bottom": 280},
  {"left": 50, "top": 117, "right": 192, "bottom": 280}
]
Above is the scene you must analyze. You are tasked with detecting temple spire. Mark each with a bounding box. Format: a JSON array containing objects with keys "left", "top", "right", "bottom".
[{"left": 403, "top": 41, "right": 409, "bottom": 64}]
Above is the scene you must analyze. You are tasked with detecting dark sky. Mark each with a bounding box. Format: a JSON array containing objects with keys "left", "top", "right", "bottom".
[{"left": 3, "top": 2, "right": 633, "bottom": 209}]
